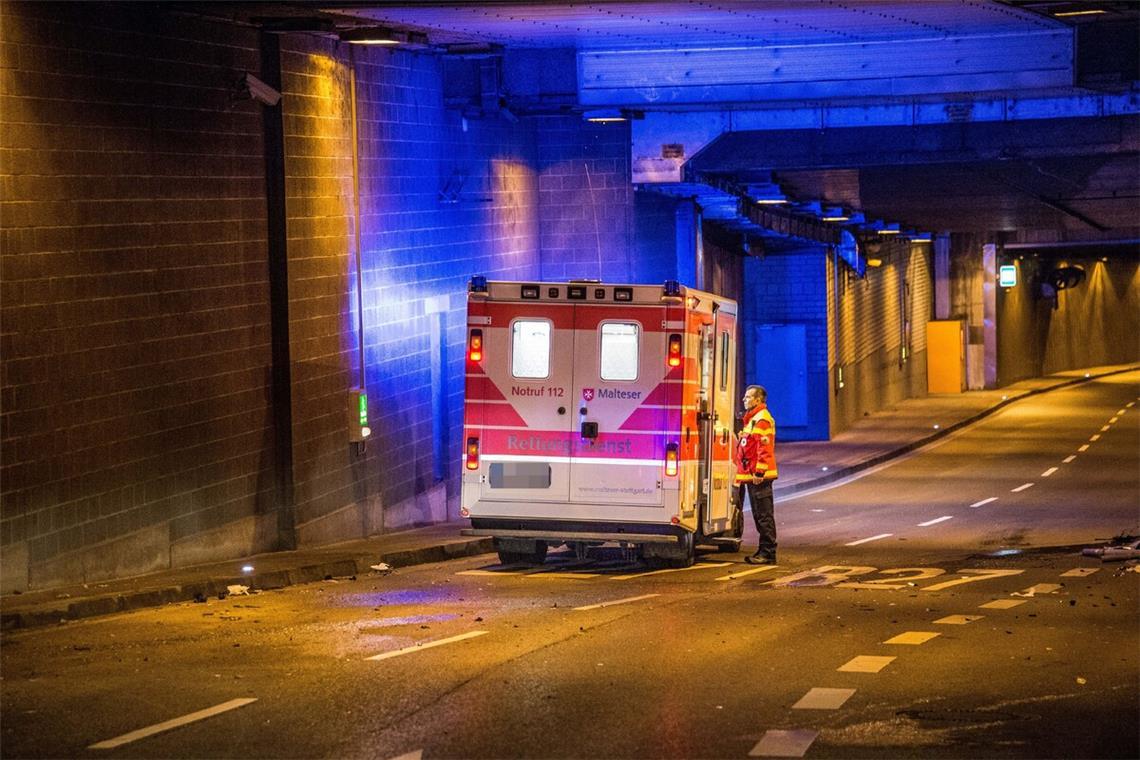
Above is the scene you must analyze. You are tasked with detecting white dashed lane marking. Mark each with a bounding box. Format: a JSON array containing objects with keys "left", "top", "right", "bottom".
[
  {"left": 574, "top": 593, "right": 659, "bottom": 611},
  {"left": 884, "top": 631, "right": 940, "bottom": 645},
  {"left": 934, "top": 614, "right": 984, "bottom": 625},
  {"left": 845, "top": 533, "right": 893, "bottom": 546},
  {"left": 1090, "top": 434, "right": 1101, "bottom": 442},
  {"left": 969, "top": 497, "right": 997, "bottom": 508},
  {"left": 366, "top": 631, "right": 487, "bottom": 661},
  {"left": 837, "top": 655, "right": 896, "bottom": 673},
  {"left": 1061, "top": 568, "right": 1099, "bottom": 577},
  {"left": 917, "top": 516, "right": 953, "bottom": 527},
  {"left": 1041, "top": 467, "right": 1058, "bottom": 477},
  {"left": 1063, "top": 455, "right": 1077, "bottom": 463},
  {"left": 716, "top": 565, "right": 780, "bottom": 581},
  {"left": 387, "top": 751, "right": 423, "bottom": 760},
  {"left": 980, "top": 599, "right": 1026, "bottom": 610},
  {"left": 1011, "top": 482, "right": 1034, "bottom": 492},
  {"left": 749, "top": 729, "right": 819, "bottom": 758},
  {"left": 1101, "top": 425, "right": 1111, "bottom": 431},
  {"left": 792, "top": 688, "right": 856, "bottom": 710},
  {"left": 1078, "top": 444, "right": 1090, "bottom": 452},
  {"left": 88, "top": 698, "right": 258, "bottom": 750},
  {"left": 1110, "top": 416, "right": 1119, "bottom": 422}
]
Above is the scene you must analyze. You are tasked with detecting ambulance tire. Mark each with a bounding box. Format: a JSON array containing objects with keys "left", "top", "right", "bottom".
[
  {"left": 496, "top": 541, "right": 548, "bottom": 566},
  {"left": 665, "top": 532, "right": 695, "bottom": 569}
]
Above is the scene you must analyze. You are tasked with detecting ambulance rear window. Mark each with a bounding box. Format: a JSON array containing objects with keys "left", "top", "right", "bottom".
[
  {"left": 600, "top": 322, "right": 639, "bottom": 381},
  {"left": 511, "top": 320, "right": 551, "bottom": 379}
]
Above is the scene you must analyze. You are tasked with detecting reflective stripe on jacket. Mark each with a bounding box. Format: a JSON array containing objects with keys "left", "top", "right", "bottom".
[{"left": 733, "top": 404, "right": 778, "bottom": 483}]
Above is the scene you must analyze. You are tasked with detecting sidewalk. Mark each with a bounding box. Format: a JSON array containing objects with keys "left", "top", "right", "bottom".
[{"left": 3, "top": 363, "right": 1135, "bottom": 631}]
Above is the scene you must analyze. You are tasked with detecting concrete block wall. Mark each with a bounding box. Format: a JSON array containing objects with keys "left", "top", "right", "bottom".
[
  {"left": 536, "top": 117, "right": 636, "bottom": 282},
  {"left": 742, "top": 249, "right": 831, "bottom": 440},
  {"left": 829, "top": 241, "right": 931, "bottom": 436},
  {"left": 0, "top": 2, "right": 274, "bottom": 591},
  {"left": 350, "top": 45, "right": 541, "bottom": 529}
]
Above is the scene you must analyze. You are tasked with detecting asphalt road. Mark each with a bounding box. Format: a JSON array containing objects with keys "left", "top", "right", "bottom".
[{"left": 2, "top": 373, "right": 1137, "bottom": 759}]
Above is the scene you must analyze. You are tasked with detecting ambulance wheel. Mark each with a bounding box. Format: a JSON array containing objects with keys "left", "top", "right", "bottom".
[
  {"left": 496, "top": 540, "right": 547, "bottom": 566},
  {"left": 666, "top": 532, "right": 695, "bottom": 568}
]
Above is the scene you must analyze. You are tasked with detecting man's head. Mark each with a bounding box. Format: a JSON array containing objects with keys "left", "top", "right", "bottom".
[{"left": 742, "top": 384, "right": 767, "bottom": 410}]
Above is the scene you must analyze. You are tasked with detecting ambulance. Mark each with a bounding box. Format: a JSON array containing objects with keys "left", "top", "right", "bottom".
[{"left": 460, "top": 277, "right": 742, "bottom": 567}]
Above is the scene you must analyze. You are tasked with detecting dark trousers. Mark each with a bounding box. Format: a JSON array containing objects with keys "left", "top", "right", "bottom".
[{"left": 736, "top": 480, "right": 777, "bottom": 558}]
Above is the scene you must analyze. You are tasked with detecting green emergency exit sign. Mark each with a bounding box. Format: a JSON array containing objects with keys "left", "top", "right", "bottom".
[{"left": 999, "top": 265, "right": 1017, "bottom": 287}]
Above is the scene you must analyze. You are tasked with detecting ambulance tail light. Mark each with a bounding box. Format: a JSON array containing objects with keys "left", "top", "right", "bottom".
[
  {"left": 665, "top": 443, "right": 679, "bottom": 476},
  {"left": 667, "top": 334, "right": 682, "bottom": 367},
  {"left": 465, "top": 437, "right": 480, "bottom": 470},
  {"left": 468, "top": 329, "right": 483, "bottom": 362}
]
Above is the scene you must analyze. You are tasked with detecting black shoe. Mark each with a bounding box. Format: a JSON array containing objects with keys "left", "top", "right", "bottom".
[{"left": 745, "top": 554, "right": 776, "bottom": 565}]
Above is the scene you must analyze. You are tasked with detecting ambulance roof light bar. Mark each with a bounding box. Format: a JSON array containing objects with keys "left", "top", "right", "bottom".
[
  {"left": 661, "top": 280, "right": 684, "bottom": 304},
  {"left": 469, "top": 275, "right": 489, "bottom": 298}
]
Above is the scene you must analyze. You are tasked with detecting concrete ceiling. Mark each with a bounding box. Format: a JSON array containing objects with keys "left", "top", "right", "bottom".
[{"left": 230, "top": 1, "right": 1140, "bottom": 240}]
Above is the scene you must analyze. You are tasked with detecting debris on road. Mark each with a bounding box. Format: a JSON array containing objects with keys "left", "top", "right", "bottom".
[
  {"left": 1081, "top": 534, "right": 1140, "bottom": 561},
  {"left": 370, "top": 562, "right": 392, "bottom": 574},
  {"left": 227, "top": 585, "right": 251, "bottom": 596}
]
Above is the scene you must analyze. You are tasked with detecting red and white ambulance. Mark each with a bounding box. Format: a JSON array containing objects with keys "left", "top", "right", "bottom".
[{"left": 460, "top": 277, "right": 742, "bottom": 567}]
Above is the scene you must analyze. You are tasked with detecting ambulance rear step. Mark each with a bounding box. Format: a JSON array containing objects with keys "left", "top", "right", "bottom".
[{"left": 461, "top": 528, "right": 679, "bottom": 545}]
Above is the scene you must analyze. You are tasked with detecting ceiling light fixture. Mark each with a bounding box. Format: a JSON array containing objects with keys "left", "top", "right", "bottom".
[
  {"left": 340, "top": 26, "right": 404, "bottom": 45},
  {"left": 583, "top": 108, "right": 626, "bottom": 123},
  {"left": 747, "top": 183, "right": 788, "bottom": 205},
  {"left": 1053, "top": 9, "right": 1106, "bottom": 17},
  {"left": 822, "top": 206, "right": 849, "bottom": 222},
  {"left": 875, "top": 222, "right": 901, "bottom": 235}
]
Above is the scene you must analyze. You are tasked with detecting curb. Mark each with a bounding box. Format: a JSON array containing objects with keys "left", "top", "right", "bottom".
[
  {"left": 777, "top": 365, "right": 1138, "bottom": 496},
  {"left": 1, "top": 537, "right": 494, "bottom": 631}
]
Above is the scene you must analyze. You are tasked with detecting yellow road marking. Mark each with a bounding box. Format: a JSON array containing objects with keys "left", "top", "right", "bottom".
[
  {"left": 980, "top": 599, "right": 1026, "bottom": 609},
  {"left": 934, "top": 614, "right": 984, "bottom": 625},
  {"left": 716, "top": 565, "right": 781, "bottom": 581},
  {"left": 884, "top": 631, "right": 940, "bottom": 645},
  {"left": 837, "top": 655, "right": 895, "bottom": 673},
  {"left": 610, "top": 561, "right": 731, "bottom": 580}
]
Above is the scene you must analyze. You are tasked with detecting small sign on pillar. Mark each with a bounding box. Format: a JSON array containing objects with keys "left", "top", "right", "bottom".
[{"left": 999, "top": 265, "right": 1018, "bottom": 288}]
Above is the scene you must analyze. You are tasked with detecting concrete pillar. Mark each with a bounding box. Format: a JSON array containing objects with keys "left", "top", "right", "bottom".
[
  {"left": 982, "top": 243, "right": 998, "bottom": 389},
  {"left": 675, "top": 201, "right": 697, "bottom": 288},
  {"left": 934, "top": 233, "right": 951, "bottom": 320}
]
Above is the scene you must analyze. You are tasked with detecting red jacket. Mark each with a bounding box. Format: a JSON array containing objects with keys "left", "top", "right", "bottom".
[{"left": 734, "top": 404, "right": 778, "bottom": 483}]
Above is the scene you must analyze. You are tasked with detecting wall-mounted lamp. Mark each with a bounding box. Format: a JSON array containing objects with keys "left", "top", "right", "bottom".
[
  {"left": 822, "top": 206, "right": 849, "bottom": 222},
  {"left": 874, "top": 221, "right": 901, "bottom": 235},
  {"left": 908, "top": 231, "right": 933, "bottom": 243},
  {"left": 866, "top": 257, "right": 884, "bottom": 267},
  {"left": 239, "top": 72, "right": 281, "bottom": 106}
]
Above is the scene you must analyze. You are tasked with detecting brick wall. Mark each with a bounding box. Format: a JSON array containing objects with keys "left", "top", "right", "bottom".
[{"left": 1, "top": 2, "right": 273, "bottom": 591}]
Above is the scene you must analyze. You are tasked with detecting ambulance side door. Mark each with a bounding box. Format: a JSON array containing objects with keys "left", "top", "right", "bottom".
[{"left": 703, "top": 308, "right": 736, "bottom": 535}]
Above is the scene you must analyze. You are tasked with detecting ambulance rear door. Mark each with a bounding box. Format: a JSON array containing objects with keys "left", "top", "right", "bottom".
[
  {"left": 477, "top": 302, "right": 574, "bottom": 504},
  {"left": 569, "top": 300, "right": 666, "bottom": 507}
]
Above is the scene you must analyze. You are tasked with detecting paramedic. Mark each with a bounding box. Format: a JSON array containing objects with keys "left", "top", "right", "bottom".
[{"left": 733, "top": 384, "right": 778, "bottom": 564}]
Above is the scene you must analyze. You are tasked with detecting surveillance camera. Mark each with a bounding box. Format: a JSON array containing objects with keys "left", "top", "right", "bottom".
[{"left": 242, "top": 73, "right": 281, "bottom": 107}]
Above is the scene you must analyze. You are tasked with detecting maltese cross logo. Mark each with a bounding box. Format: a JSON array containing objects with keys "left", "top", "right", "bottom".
[{"left": 582, "top": 388, "right": 595, "bottom": 402}]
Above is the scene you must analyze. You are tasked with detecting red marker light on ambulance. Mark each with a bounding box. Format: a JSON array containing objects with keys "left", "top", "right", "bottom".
[
  {"left": 468, "top": 329, "right": 483, "bottom": 362},
  {"left": 667, "top": 333, "right": 682, "bottom": 367}
]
